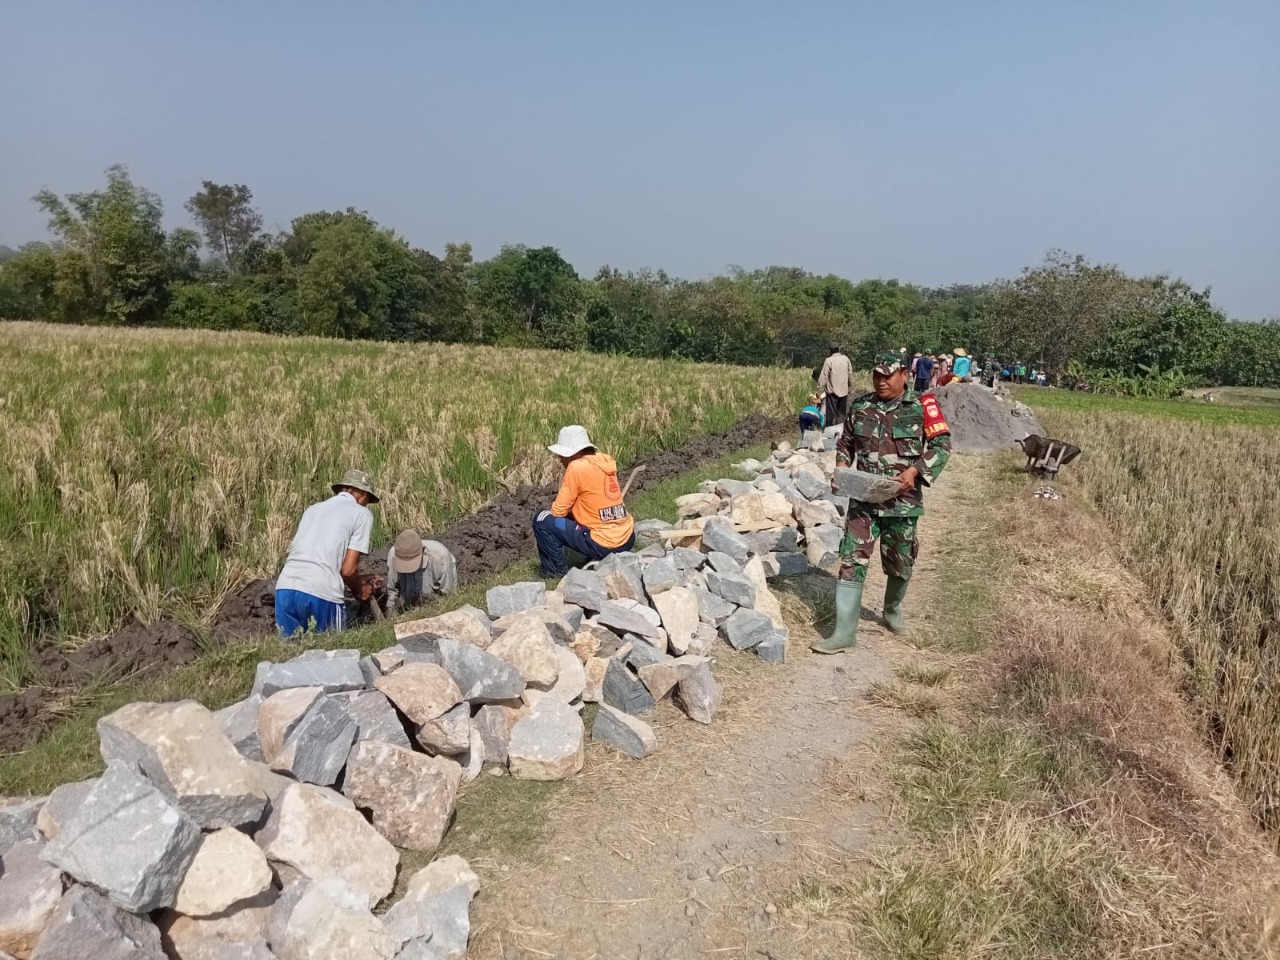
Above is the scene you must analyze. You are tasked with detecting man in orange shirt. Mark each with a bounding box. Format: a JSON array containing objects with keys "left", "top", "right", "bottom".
[{"left": 533, "top": 425, "right": 636, "bottom": 578}]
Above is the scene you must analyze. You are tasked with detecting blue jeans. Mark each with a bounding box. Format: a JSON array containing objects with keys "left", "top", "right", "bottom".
[
  {"left": 799, "top": 412, "right": 823, "bottom": 433},
  {"left": 274, "top": 588, "right": 346, "bottom": 638},
  {"left": 533, "top": 511, "right": 635, "bottom": 578}
]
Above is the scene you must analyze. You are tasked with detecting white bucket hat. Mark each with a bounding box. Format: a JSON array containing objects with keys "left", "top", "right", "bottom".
[{"left": 548, "top": 425, "right": 594, "bottom": 458}]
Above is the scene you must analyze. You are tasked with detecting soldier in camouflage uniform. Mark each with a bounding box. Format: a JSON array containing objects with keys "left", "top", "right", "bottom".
[{"left": 811, "top": 351, "right": 952, "bottom": 653}]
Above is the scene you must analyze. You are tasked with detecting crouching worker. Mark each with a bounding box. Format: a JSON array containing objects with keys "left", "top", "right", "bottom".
[
  {"left": 799, "top": 394, "right": 826, "bottom": 437},
  {"left": 533, "top": 425, "right": 635, "bottom": 578},
  {"left": 386, "top": 529, "right": 458, "bottom": 615},
  {"left": 274, "top": 469, "right": 378, "bottom": 638},
  {"left": 811, "top": 354, "right": 951, "bottom": 653}
]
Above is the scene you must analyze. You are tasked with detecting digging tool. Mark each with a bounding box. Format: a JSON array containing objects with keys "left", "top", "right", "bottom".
[{"left": 620, "top": 464, "right": 647, "bottom": 499}]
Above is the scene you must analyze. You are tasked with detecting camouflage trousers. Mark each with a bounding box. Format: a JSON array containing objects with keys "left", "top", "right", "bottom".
[{"left": 838, "top": 510, "right": 919, "bottom": 583}]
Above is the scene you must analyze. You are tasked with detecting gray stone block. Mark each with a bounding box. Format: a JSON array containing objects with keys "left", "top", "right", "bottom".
[
  {"left": 254, "top": 650, "right": 365, "bottom": 698},
  {"left": 705, "top": 569, "right": 757, "bottom": 608},
  {"left": 721, "top": 608, "right": 779, "bottom": 652},
  {"left": 756, "top": 628, "right": 787, "bottom": 662},
  {"left": 271, "top": 695, "right": 357, "bottom": 787},
  {"left": 435, "top": 637, "right": 525, "bottom": 704},
  {"left": 622, "top": 637, "right": 671, "bottom": 671},
  {"left": 705, "top": 551, "right": 742, "bottom": 574},
  {"left": 641, "top": 556, "right": 679, "bottom": 597},
  {"left": 701, "top": 517, "right": 749, "bottom": 564},
  {"left": 0, "top": 798, "right": 42, "bottom": 856},
  {"left": 596, "top": 599, "right": 662, "bottom": 640},
  {"left": 633, "top": 518, "right": 674, "bottom": 546},
  {"left": 744, "top": 526, "right": 800, "bottom": 558},
  {"left": 791, "top": 469, "right": 827, "bottom": 501},
  {"left": 485, "top": 581, "right": 546, "bottom": 619},
  {"left": 333, "top": 690, "right": 411, "bottom": 749},
  {"left": 713, "top": 479, "right": 755, "bottom": 499},
  {"left": 214, "top": 695, "right": 264, "bottom": 762},
  {"left": 558, "top": 568, "right": 608, "bottom": 612},
  {"left": 671, "top": 547, "right": 705, "bottom": 573},
  {"left": 591, "top": 704, "right": 656, "bottom": 759},
  {"left": 768, "top": 551, "right": 811, "bottom": 577},
  {"left": 31, "top": 884, "right": 167, "bottom": 960},
  {"left": 42, "top": 760, "right": 201, "bottom": 913},
  {"left": 832, "top": 466, "right": 901, "bottom": 503},
  {"left": 37, "top": 779, "right": 96, "bottom": 840},
  {"left": 688, "top": 586, "right": 736, "bottom": 625},
  {"left": 602, "top": 659, "right": 656, "bottom": 715},
  {"left": 596, "top": 553, "right": 646, "bottom": 602}
]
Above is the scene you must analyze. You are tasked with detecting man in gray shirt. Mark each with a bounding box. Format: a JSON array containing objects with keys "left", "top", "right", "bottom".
[
  {"left": 274, "top": 469, "right": 378, "bottom": 637},
  {"left": 818, "top": 341, "right": 854, "bottom": 425},
  {"left": 386, "top": 529, "right": 459, "bottom": 615}
]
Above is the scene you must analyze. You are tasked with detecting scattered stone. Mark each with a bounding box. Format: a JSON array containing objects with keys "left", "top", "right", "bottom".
[
  {"left": 688, "top": 585, "right": 736, "bottom": 625},
  {"left": 258, "top": 686, "right": 322, "bottom": 763},
  {"left": 706, "top": 568, "right": 757, "bottom": 608},
  {"left": 633, "top": 518, "right": 674, "bottom": 546},
  {"left": 793, "top": 498, "right": 843, "bottom": 529},
  {"left": 651, "top": 586, "right": 699, "bottom": 655},
  {"left": 0, "top": 841, "right": 64, "bottom": 958},
  {"left": 756, "top": 629, "right": 787, "bottom": 662},
  {"left": 757, "top": 491, "right": 796, "bottom": 524},
  {"left": 0, "top": 799, "right": 41, "bottom": 855},
  {"left": 415, "top": 701, "right": 472, "bottom": 755},
  {"left": 722, "top": 608, "right": 780, "bottom": 652},
  {"left": 728, "top": 492, "right": 768, "bottom": 526},
  {"left": 435, "top": 636, "right": 525, "bottom": 703},
  {"left": 155, "top": 889, "right": 276, "bottom": 960},
  {"left": 569, "top": 629, "right": 601, "bottom": 663},
  {"left": 214, "top": 694, "right": 265, "bottom": 762},
  {"left": 558, "top": 568, "right": 608, "bottom": 612},
  {"left": 583, "top": 656, "right": 610, "bottom": 703},
  {"left": 383, "top": 856, "right": 479, "bottom": 959},
  {"left": 98, "top": 700, "right": 268, "bottom": 830},
  {"left": 485, "top": 581, "right": 546, "bottom": 619},
  {"left": 732, "top": 458, "right": 763, "bottom": 476},
  {"left": 705, "top": 551, "right": 742, "bottom": 574},
  {"left": 373, "top": 662, "right": 463, "bottom": 726},
  {"left": 623, "top": 636, "right": 670, "bottom": 671},
  {"left": 768, "top": 551, "right": 810, "bottom": 577},
  {"left": 701, "top": 517, "right": 750, "bottom": 563},
  {"left": 689, "top": 622, "right": 718, "bottom": 656},
  {"left": 173, "top": 828, "right": 273, "bottom": 917},
  {"left": 31, "top": 884, "right": 166, "bottom": 960},
  {"left": 334, "top": 689, "right": 412, "bottom": 749},
  {"left": 832, "top": 466, "right": 901, "bottom": 503},
  {"left": 636, "top": 658, "right": 685, "bottom": 700},
  {"left": 36, "top": 779, "right": 95, "bottom": 841},
  {"left": 42, "top": 760, "right": 201, "bottom": 913},
  {"left": 675, "top": 659, "right": 721, "bottom": 723},
  {"left": 790, "top": 468, "right": 827, "bottom": 501},
  {"left": 592, "top": 704, "right": 657, "bottom": 759},
  {"left": 597, "top": 553, "right": 646, "bottom": 602},
  {"left": 472, "top": 703, "right": 526, "bottom": 766},
  {"left": 527, "top": 645, "right": 586, "bottom": 705},
  {"left": 642, "top": 555, "right": 679, "bottom": 596},
  {"left": 343, "top": 740, "right": 460, "bottom": 853},
  {"left": 256, "top": 783, "right": 398, "bottom": 909},
  {"left": 805, "top": 524, "right": 844, "bottom": 571},
  {"left": 269, "top": 694, "right": 357, "bottom": 786},
  {"left": 395, "top": 609, "right": 493, "bottom": 650},
  {"left": 544, "top": 591, "right": 585, "bottom": 631},
  {"left": 273, "top": 876, "right": 394, "bottom": 960},
  {"left": 508, "top": 698, "right": 585, "bottom": 781},
  {"left": 602, "top": 658, "right": 657, "bottom": 715},
  {"left": 744, "top": 525, "right": 800, "bottom": 557},
  {"left": 596, "top": 599, "right": 662, "bottom": 640},
  {"left": 742, "top": 556, "right": 786, "bottom": 630},
  {"left": 485, "top": 614, "right": 560, "bottom": 685},
  {"left": 253, "top": 649, "right": 365, "bottom": 698}
]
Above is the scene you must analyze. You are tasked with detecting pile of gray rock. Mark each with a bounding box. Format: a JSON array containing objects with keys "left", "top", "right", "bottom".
[{"left": 0, "top": 437, "right": 847, "bottom": 959}]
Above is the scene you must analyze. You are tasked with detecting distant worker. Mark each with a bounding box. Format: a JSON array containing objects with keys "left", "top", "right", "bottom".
[
  {"left": 951, "top": 348, "right": 972, "bottom": 380},
  {"left": 817, "top": 341, "right": 854, "bottom": 426},
  {"left": 799, "top": 393, "right": 826, "bottom": 438},
  {"left": 274, "top": 469, "right": 378, "bottom": 637},
  {"left": 913, "top": 353, "right": 935, "bottom": 394},
  {"left": 534, "top": 425, "right": 636, "bottom": 578},
  {"left": 386, "top": 529, "right": 459, "bottom": 615},
  {"left": 811, "top": 353, "right": 952, "bottom": 654}
]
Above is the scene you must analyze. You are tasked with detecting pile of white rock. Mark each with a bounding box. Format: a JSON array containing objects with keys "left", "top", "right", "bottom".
[{"left": 0, "top": 434, "right": 849, "bottom": 960}]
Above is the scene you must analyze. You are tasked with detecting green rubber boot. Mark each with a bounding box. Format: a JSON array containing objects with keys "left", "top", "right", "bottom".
[
  {"left": 811, "top": 579, "right": 863, "bottom": 654},
  {"left": 882, "top": 575, "right": 910, "bottom": 633}
]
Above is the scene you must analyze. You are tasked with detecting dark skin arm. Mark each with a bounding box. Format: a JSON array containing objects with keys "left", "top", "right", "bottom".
[{"left": 341, "top": 548, "right": 371, "bottom": 600}]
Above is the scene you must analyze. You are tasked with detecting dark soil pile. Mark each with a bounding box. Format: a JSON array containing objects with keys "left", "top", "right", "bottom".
[
  {"left": 0, "top": 413, "right": 785, "bottom": 754},
  {"left": 932, "top": 382, "right": 1044, "bottom": 453}
]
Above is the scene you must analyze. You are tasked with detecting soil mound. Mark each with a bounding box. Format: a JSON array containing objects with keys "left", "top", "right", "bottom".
[{"left": 932, "top": 382, "right": 1043, "bottom": 453}]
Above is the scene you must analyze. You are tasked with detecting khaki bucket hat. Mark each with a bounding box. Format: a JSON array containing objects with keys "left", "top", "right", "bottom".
[
  {"left": 332, "top": 468, "right": 380, "bottom": 503},
  {"left": 392, "top": 529, "right": 424, "bottom": 574}
]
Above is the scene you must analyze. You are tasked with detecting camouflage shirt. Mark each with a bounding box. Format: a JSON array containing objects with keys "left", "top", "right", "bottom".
[{"left": 835, "top": 390, "right": 952, "bottom": 517}]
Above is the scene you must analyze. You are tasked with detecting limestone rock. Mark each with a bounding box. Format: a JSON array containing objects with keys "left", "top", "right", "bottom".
[
  {"left": 256, "top": 783, "right": 398, "bottom": 909},
  {"left": 744, "top": 525, "right": 800, "bottom": 557},
  {"left": 689, "top": 622, "right": 718, "bottom": 656},
  {"left": 675, "top": 659, "right": 721, "bottom": 723},
  {"left": 569, "top": 629, "right": 601, "bottom": 663},
  {"left": 41, "top": 760, "right": 201, "bottom": 913},
  {"left": 705, "top": 551, "right": 743, "bottom": 574},
  {"left": 36, "top": 780, "right": 94, "bottom": 841},
  {"left": 269, "top": 694, "right": 357, "bottom": 786},
  {"left": 0, "top": 800, "right": 42, "bottom": 855},
  {"left": 833, "top": 466, "right": 902, "bottom": 503},
  {"left": 334, "top": 690, "right": 412, "bottom": 749},
  {"left": 636, "top": 659, "right": 685, "bottom": 700},
  {"left": 395, "top": 609, "right": 493, "bottom": 650},
  {"left": 722, "top": 608, "right": 780, "bottom": 652},
  {"left": 743, "top": 556, "right": 786, "bottom": 630},
  {"left": 213, "top": 695, "right": 264, "bottom": 762},
  {"left": 31, "top": 884, "right": 166, "bottom": 960},
  {"left": 768, "top": 551, "right": 810, "bottom": 577},
  {"left": 633, "top": 518, "right": 674, "bottom": 546},
  {"left": 485, "top": 581, "right": 545, "bottom": 619},
  {"left": 415, "top": 701, "right": 471, "bottom": 755},
  {"left": 705, "top": 568, "right": 757, "bottom": 608},
  {"left": 156, "top": 889, "right": 276, "bottom": 960},
  {"left": 98, "top": 700, "right": 268, "bottom": 830},
  {"left": 794, "top": 498, "right": 842, "bottom": 530},
  {"left": 728, "top": 492, "right": 769, "bottom": 526},
  {"left": 602, "top": 658, "right": 656, "bottom": 715},
  {"left": 343, "top": 740, "right": 459, "bottom": 853},
  {"left": 651, "top": 586, "right": 699, "bottom": 655},
  {"left": 714, "top": 479, "right": 756, "bottom": 499},
  {"left": 527, "top": 645, "right": 586, "bottom": 705},
  {"left": 558, "top": 568, "right": 608, "bottom": 612},
  {"left": 486, "top": 614, "right": 560, "bottom": 686},
  {"left": 373, "top": 663, "right": 463, "bottom": 726},
  {"left": 174, "top": 828, "right": 273, "bottom": 917},
  {"left": 688, "top": 586, "right": 736, "bottom": 625},
  {"left": 435, "top": 637, "right": 524, "bottom": 703},
  {"left": 507, "top": 698, "right": 585, "bottom": 781},
  {"left": 592, "top": 704, "right": 656, "bottom": 759},
  {"left": 583, "top": 657, "right": 610, "bottom": 703},
  {"left": 596, "top": 553, "right": 645, "bottom": 602},
  {"left": 257, "top": 687, "right": 323, "bottom": 764},
  {"left": 805, "top": 523, "right": 844, "bottom": 572},
  {"left": 459, "top": 725, "right": 485, "bottom": 784},
  {"left": 472, "top": 703, "right": 526, "bottom": 766},
  {"left": 383, "top": 856, "right": 479, "bottom": 960},
  {"left": 701, "top": 517, "right": 750, "bottom": 563},
  {"left": 596, "top": 599, "right": 662, "bottom": 640},
  {"left": 756, "top": 628, "right": 787, "bottom": 662},
  {"left": 0, "top": 841, "right": 64, "bottom": 959},
  {"left": 641, "top": 556, "right": 678, "bottom": 597},
  {"left": 253, "top": 650, "right": 365, "bottom": 698},
  {"left": 273, "top": 876, "right": 394, "bottom": 960},
  {"left": 675, "top": 492, "right": 720, "bottom": 519}
]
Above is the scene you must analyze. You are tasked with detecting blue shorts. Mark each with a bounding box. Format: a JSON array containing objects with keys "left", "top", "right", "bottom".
[{"left": 274, "top": 588, "right": 346, "bottom": 638}]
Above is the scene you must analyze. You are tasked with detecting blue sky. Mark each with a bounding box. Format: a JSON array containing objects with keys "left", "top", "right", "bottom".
[{"left": 2, "top": 1, "right": 1276, "bottom": 319}]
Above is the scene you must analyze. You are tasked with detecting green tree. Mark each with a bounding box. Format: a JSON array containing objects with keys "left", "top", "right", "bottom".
[{"left": 184, "top": 182, "right": 263, "bottom": 271}]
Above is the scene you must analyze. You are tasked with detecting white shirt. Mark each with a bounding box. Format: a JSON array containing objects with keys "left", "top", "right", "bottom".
[{"left": 275, "top": 492, "right": 373, "bottom": 603}]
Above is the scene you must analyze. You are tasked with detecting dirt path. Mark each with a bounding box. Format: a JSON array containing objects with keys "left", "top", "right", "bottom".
[{"left": 462, "top": 456, "right": 982, "bottom": 959}]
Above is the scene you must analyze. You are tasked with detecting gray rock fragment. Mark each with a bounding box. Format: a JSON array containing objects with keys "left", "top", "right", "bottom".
[
  {"left": 675, "top": 659, "right": 721, "bottom": 724},
  {"left": 485, "top": 581, "right": 545, "bottom": 619},
  {"left": 601, "top": 659, "right": 656, "bottom": 715},
  {"left": 832, "top": 466, "right": 902, "bottom": 503},
  {"left": 721, "top": 608, "right": 784, "bottom": 652},
  {"left": 214, "top": 695, "right": 265, "bottom": 762},
  {"left": 671, "top": 547, "right": 705, "bottom": 572},
  {"left": 415, "top": 701, "right": 472, "bottom": 755},
  {"left": 641, "top": 556, "right": 679, "bottom": 597},
  {"left": 435, "top": 636, "right": 525, "bottom": 703},
  {"left": 334, "top": 689, "right": 411, "bottom": 749},
  {"left": 805, "top": 523, "right": 844, "bottom": 572},
  {"left": 253, "top": 650, "right": 365, "bottom": 698},
  {"left": 791, "top": 469, "right": 827, "bottom": 501},
  {"left": 36, "top": 780, "right": 95, "bottom": 840},
  {"left": 714, "top": 479, "right": 756, "bottom": 499},
  {"left": 744, "top": 526, "right": 800, "bottom": 557},
  {"left": 0, "top": 799, "right": 42, "bottom": 855},
  {"left": 507, "top": 699, "right": 585, "bottom": 781},
  {"left": 701, "top": 517, "right": 750, "bottom": 564},
  {"left": 623, "top": 637, "right": 671, "bottom": 671},
  {"left": 632, "top": 518, "right": 674, "bottom": 547},
  {"left": 705, "top": 569, "right": 757, "bottom": 608},
  {"left": 591, "top": 704, "right": 657, "bottom": 759},
  {"left": 556, "top": 567, "right": 608, "bottom": 612},
  {"left": 688, "top": 585, "right": 737, "bottom": 625},
  {"left": 31, "top": 884, "right": 166, "bottom": 960},
  {"left": 768, "top": 551, "right": 810, "bottom": 577},
  {"left": 756, "top": 628, "right": 788, "bottom": 662},
  {"left": 0, "top": 840, "right": 64, "bottom": 958},
  {"left": 596, "top": 599, "right": 662, "bottom": 640},
  {"left": 271, "top": 695, "right": 357, "bottom": 786},
  {"left": 705, "top": 551, "right": 742, "bottom": 574},
  {"left": 595, "top": 553, "right": 646, "bottom": 602}
]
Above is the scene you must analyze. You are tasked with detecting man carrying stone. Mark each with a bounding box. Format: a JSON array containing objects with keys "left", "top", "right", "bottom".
[
  {"left": 817, "top": 340, "right": 854, "bottom": 426},
  {"left": 274, "top": 469, "right": 378, "bottom": 637},
  {"left": 811, "top": 353, "right": 951, "bottom": 653},
  {"left": 385, "top": 528, "right": 458, "bottom": 615}
]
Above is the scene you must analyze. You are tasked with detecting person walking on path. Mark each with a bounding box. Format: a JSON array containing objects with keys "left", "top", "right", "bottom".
[
  {"left": 533, "top": 425, "right": 636, "bottom": 578},
  {"left": 274, "top": 469, "right": 378, "bottom": 637},
  {"left": 385, "top": 529, "right": 458, "bottom": 615},
  {"left": 812, "top": 353, "right": 952, "bottom": 654},
  {"left": 817, "top": 341, "right": 854, "bottom": 426}
]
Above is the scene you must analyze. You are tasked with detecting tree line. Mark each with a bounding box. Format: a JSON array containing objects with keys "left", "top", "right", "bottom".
[{"left": 1, "top": 166, "right": 1277, "bottom": 386}]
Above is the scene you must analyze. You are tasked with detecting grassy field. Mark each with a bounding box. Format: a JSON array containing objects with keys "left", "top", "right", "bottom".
[
  {"left": 1031, "top": 388, "right": 1280, "bottom": 840},
  {"left": 0, "top": 322, "right": 807, "bottom": 688}
]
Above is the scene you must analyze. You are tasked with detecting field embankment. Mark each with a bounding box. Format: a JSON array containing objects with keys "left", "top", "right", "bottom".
[{"left": 0, "top": 323, "right": 807, "bottom": 692}]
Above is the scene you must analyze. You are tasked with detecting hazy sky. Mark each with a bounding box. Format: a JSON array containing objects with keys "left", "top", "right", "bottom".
[{"left": 2, "top": 2, "right": 1277, "bottom": 319}]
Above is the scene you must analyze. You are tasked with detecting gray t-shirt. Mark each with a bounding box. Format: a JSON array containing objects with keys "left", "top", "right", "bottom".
[{"left": 276, "top": 492, "right": 373, "bottom": 603}]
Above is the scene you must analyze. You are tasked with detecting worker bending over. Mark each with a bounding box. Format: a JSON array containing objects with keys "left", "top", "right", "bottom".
[
  {"left": 386, "top": 529, "right": 458, "bottom": 615},
  {"left": 275, "top": 469, "right": 378, "bottom": 637},
  {"left": 533, "top": 425, "right": 635, "bottom": 578}
]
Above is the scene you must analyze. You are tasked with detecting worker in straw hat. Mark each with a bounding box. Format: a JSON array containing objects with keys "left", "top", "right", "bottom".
[
  {"left": 274, "top": 468, "right": 379, "bottom": 637},
  {"left": 533, "top": 425, "right": 636, "bottom": 578},
  {"left": 385, "top": 529, "right": 458, "bottom": 615},
  {"left": 950, "top": 347, "right": 972, "bottom": 381}
]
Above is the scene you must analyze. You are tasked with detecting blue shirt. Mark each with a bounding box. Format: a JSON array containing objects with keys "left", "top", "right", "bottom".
[{"left": 801, "top": 404, "right": 825, "bottom": 427}]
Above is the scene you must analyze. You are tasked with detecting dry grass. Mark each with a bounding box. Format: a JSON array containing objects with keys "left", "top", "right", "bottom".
[{"left": 0, "top": 322, "right": 806, "bottom": 687}]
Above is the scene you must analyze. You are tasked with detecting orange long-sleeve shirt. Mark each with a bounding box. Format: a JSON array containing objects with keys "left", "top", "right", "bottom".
[{"left": 551, "top": 453, "right": 634, "bottom": 549}]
